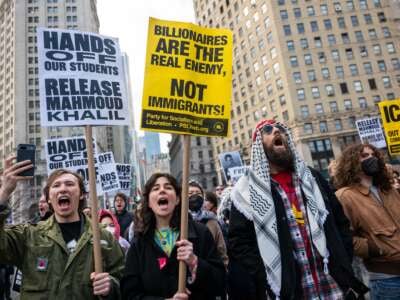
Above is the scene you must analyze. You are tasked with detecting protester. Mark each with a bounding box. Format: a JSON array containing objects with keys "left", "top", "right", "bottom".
[
  {"left": 188, "top": 181, "right": 228, "bottom": 268},
  {"left": 82, "top": 206, "right": 92, "bottom": 218},
  {"left": 204, "top": 191, "right": 218, "bottom": 215},
  {"left": 114, "top": 192, "right": 133, "bottom": 237},
  {"left": 99, "top": 209, "right": 130, "bottom": 254},
  {"left": 121, "top": 173, "right": 226, "bottom": 299},
  {"left": 38, "top": 193, "right": 52, "bottom": 221},
  {"left": 0, "top": 157, "right": 124, "bottom": 299},
  {"left": 215, "top": 185, "right": 225, "bottom": 199},
  {"left": 335, "top": 143, "right": 400, "bottom": 299},
  {"left": 228, "top": 119, "right": 367, "bottom": 299},
  {"left": 393, "top": 170, "right": 400, "bottom": 192}
]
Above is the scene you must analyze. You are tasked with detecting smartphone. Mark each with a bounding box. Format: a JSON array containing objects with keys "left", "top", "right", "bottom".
[{"left": 16, "top": 144, "right": 36, "bottom": 177}]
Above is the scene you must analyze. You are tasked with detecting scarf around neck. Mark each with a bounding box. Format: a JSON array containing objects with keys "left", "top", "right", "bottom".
[{"left": 231, "top": 121, "right": 330, "bottom": 298}]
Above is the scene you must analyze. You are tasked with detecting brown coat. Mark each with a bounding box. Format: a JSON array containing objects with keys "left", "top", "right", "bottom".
[
  {"left": 336, "top": 184, "right": 400, "bottom": 274},
  {"left": 205, "top": 219, "right": 229, "bottom": 268}
]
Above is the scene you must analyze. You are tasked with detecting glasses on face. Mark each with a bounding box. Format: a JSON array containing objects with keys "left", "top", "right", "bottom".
[{"left": 261, "top": 124, "right": 285, "bottom": 135}]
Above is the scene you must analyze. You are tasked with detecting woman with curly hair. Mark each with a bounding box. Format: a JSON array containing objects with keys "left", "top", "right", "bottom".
[
  {"left": 335, "top": 143, "right": 400, "bottom": 299},
  {"left": 121, "top": 173, "right": 226, "bottom": 300}
]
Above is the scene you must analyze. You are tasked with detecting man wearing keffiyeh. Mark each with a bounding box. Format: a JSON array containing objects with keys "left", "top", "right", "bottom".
[{"left": 227, "top": 119, "right": 367, "bottom": 300}]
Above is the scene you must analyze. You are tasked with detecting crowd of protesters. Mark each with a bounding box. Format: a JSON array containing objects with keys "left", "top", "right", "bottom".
[{"left": 0, "top": 119, "right": 399, "bottom": 299}]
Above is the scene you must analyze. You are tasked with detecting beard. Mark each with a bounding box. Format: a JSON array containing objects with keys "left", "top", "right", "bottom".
[{"left": 264, "top": 141, "right": 294, "bottom": 171}]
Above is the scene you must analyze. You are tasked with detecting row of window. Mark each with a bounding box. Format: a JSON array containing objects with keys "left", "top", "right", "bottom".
[
  {"left": 280, "top": 7, "right": 384, "bottom": 21},
  {"left": 278, "top": 0, "right": 382, "bottom": 12}
]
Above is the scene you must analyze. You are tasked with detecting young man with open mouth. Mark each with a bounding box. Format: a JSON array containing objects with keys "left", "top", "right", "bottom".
[{"left": 0, "top": 156, "right": 124, "bottom": 300}]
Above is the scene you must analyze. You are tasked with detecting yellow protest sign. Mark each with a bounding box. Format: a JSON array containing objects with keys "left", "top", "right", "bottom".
[
  {"left": 141, "top": 17, "right": 232, "bottom": 137},
  {"left": 379, "top": 99, "right": 400, "bottom": 156}
]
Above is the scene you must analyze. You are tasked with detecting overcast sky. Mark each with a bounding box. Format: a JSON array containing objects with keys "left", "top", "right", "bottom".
[{"left": 97, "top": 1, "right": 195, "bottom": 152}]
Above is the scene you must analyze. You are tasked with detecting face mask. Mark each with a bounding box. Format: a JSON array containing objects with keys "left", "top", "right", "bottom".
[
  {"left": 361, "top": 156, "right": 381, "bottom": 177},
  {"left": 106, "top": 226, "right": 115, "bottom": 235},
  {"left": 188, "top": 194, "right": 204, "bottom": 212}
]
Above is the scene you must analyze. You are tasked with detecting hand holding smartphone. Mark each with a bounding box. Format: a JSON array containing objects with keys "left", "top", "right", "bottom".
[{"left": 16, "top": 144, "right": 36, "bottom": 177}]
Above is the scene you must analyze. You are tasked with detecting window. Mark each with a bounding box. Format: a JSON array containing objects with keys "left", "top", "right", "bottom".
[
  {"left": 334, "top": 2, "right": 342, "bottom": 12},
  {"left": 392, "top": 58, "right": 400, "bottom": 70},
  {"left": 331, "top": 50, "right": 340, "bottom": 62},
  {"left": 344, "top": 99, "right": 353, "bottom": 110},
  {"left": 373, "top": 44, "right": 382, "bottom": 55},
  {"left": 293, "top": 72, "right": 302, "bottom": 83},
  {"left": 341, "top": 33, "right": 350, "bottom": 43},
  {"left": 349, "top": 64, "right": 358, "bottom": 76},
  {"left": 387, "top": 42, "right": 396, "bottom": 54},
  {"left": 280, "top": 10, "right": 288, "bottom": 20},
  {"left": 363, "top": 62, "right": 373, "bottom": 74},
  {"left": 368, "top": 29, "right": 377, "bottom": 39},
  {"left": 307, "top": 6, "right": 315, "bottom": 16},
  {"left": 355, "top": 30, "right": 364, "bottom": 42},
  {"left": 297, "top": 23, "right": 305, "bottom": 34},
  {"left": 283, "top": 25, "right": 291, "bottom": 36},
  {"left": 301, "top": 105, "right": 309, "bottom": 117},
  {"left": 293, "top": 7, "right": 301, "bottom": 18},
  {"left": 360, "top": 0, "right": 368, "bottom": 9},
  {"left": 327, "top": 34, "right": 336, "bottom": 45},
  {"left": 364, "top": 14, "right": 373, "bottom": 24},
  {"left": 318, "top": 52, "right": 326, "bottom": 63},
  {"left": 297, "top": 89, "right": 305, "bottom": 100},
  {"left": 387, "top": 93, "right": 396, "bottom": 100},
  {"left": 347, "top": 0, "right": 355, "bottom": 10},
  {"left": 319, "top": 121, "right": 328, "bottom": 133},
  {"left": 348, "top": 116, "right": 356, "bottom": 128},
  {"left": 338, "top": 17, "right": 346, "bottom": 28},
  {"left": 330, "top": 101, "right": 338, "bottom": 112},
  {"left": 304, "top": 54, "right": 312, "bottom": 65},
  {"left": 264, "top": 17, "right": 271, "bottom": 28},
  {"left": 358, "top": 97, "right": 368, "bottom": 108},
  {"left": 325, "top": 84, "right": 335, "bottom": 96},
  {"left": 354, "top": 80, "right": 363, "bottom": 92},
  {"left": 360, "top": 46, "right": 368, "bottom": 57},
  {"left": 377, "top": 60, "right": 386, "bottom": 72},
  {"left": 312, "top": 87, "right": 320, "bottom": 98},
  {"left": 276, "top": 78, "right": 284, "bottom": 90},
  {"left": 320, "top": 4, "right": 328, "bottom": 15},
  {"left": 310, "top": 21, "right": 319, "bottom": 32},
  {"left": 287, "top": 40, "right": 295, "bottom": 51},
  {"left": 324, "top": 19, "right": 332, "bottom": 30},
  {"left": 368, "top": 78, "right": 377, "bottom": 90},
  {"left": 321, "top": 68, "right": 330, "bottom": 79},
  {"left": 270, "top": 47, "right": 277, "bottom": 59},
  {"left": 300, "top": 38, "right": 308, "bottom": 49},
  {"left": 308, "top": 70, "right": 316, "bottom": 81},
  {"left": 290, "top": 56, "right": 298, "bottom": 67},
  {"left": 382, "top": 76, "right": 392, "bottom": 88},
  {"left": 279, "top": 94, "right": 286, "bottom": 105},
  {"left": 304, "top": 123, "right": 313, "bottom": 134},
  {"left": 346, "top": 48, "right": 354, "bottom": 59},
  {"left": 378, "top": 12, "right": 386, "bottom": 23},
  {"left": 382, "top": 27, "right": 391, "bottom": 38},
  {"left": 334, "top": 119, "right": 343, "bottom": 131},
  {"left": 373, "top": 0, "right": 382, "bottom": 8},
  {"left": 315, "top": 104, "right": 324, "bottom": 114},
  {"left": 273, "top": 62, "right": 280, "bottom": 74},
  {"left": 340, "top": 82, "right": 349, "bottom": 94}
]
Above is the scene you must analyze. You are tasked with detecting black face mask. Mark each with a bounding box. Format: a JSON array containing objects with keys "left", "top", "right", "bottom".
[
  {"left": 188, "top": 194, "right": 204, "bottom": 212},
  {"left": 361, "top": 156, "right": 381, "bottom": 177}
]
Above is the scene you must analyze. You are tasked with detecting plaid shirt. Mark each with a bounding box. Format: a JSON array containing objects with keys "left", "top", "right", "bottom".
[{"left": 272, "top": 174, "right": 343, "bottom": 300}]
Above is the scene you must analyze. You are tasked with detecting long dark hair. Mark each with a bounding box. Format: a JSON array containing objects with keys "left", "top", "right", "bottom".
[
  {"left": 335, "top": 143, "right": 392, "bottom": 191},
  {"left": 135, "top": 173, "right": 182, "bottom": 236}
]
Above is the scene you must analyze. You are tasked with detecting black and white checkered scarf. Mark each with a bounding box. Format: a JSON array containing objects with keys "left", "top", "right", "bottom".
[{"left": 231, "top": 121, "right": 329, "bottom": 298}]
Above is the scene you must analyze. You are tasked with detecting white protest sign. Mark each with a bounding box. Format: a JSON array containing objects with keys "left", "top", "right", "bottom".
[
  {"left": 96, "top": 152, "right": 120, "bottom": 193},
  {"left": 228, "top": 166, "right": 249, "bottom": 184},
  {"left": 356, "top": 117, "right": 386, "bottom": 149},
  {"left": 218, "top": 151, "right": 243, "bottom": 183},
  {"left": 45, "top": 136, "right": 103, "bottom": 192},
  {"left": 37, "top": 28, "right": 129, "bottom": 126},
  {"left": 116, "top": 164, "right": 132, "bottom": 195}
]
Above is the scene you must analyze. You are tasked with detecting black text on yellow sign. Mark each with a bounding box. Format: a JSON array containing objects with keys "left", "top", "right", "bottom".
[
  {"left": 379, "top": 99, "right": 400, "bottom": 155},
  {"left": 141, "top": 18, "right": 232, "bottom": 137}
]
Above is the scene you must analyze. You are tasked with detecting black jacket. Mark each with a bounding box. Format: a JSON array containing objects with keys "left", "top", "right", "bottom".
[
  {"left": 116, "top": 210, "right": 133, "bottom": 236},
  {"left": 121, "top": 220, "right": 226, "bottom": 300},
  {"left": 228, "top": 169, "right": 367, "bottom": 300}
]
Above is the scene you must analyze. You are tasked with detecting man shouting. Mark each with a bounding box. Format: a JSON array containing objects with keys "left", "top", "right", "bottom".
[{"left": 228, "top": 120, "right": 366, "bottom": 299}]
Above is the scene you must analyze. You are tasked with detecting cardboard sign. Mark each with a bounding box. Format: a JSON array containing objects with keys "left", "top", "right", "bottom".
[
  {"left": 219, "top": 151, "right": 243, "bottom": 182},
  {"left": 37, "top": 28, "right": 129, "bottom": 126},
  {"left": 379, "top": 99, "right": 400, "bottom": 155},
  {"left": 116, "top": 164, "right": 132, "bottom": 195},
  {"left": 141, "top": 18, "right": 232, "bottom": 137},
  {"left": 356, "top": 117, "right": 386, "bottom": 149},
  {"left": 96, "top": 152, "right": 120, "bottom": 193}
]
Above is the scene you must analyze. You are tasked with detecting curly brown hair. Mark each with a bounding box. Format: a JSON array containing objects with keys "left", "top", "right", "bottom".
[
  {"left": 335, "top": 143, "right": 392, "bottom": 191},
  {"left": 134, "top": 173, "right": 182, "bottom": 236}
]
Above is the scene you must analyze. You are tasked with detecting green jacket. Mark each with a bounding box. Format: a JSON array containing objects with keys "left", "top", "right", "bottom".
[{"left": 0, "top": 205, "right": 124, "bottom": 300}]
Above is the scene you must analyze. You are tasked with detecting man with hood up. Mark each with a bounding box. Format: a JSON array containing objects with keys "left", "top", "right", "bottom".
[
  {"left": 113, "top": 193, "right": 133, "bottom": 237},
  {"left": 228, "top": 119, "right": 367, "bottom": 299}
]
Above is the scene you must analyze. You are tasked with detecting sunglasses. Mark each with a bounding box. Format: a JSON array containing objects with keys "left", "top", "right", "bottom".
[{"left": 261, "top": 124, "right": 285, "bottom": 135}]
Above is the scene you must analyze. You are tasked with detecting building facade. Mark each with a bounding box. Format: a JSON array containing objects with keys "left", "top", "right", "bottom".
[
  {"left": 193, "top": 0, "right": 400, "bottom": 176},
  {"left": 169, "top": 134, "right": 219, "bottom": 190}
]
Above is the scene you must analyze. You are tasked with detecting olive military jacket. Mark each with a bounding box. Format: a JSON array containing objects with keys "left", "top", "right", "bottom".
[{"left": 0, "top": 205, "right": 124, "bottom": 300}]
